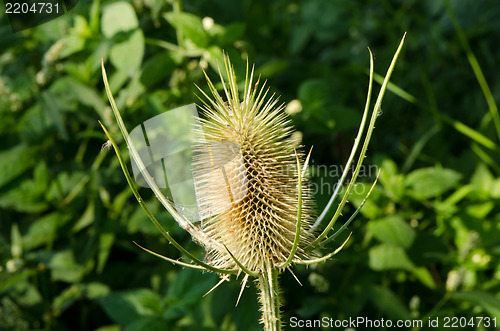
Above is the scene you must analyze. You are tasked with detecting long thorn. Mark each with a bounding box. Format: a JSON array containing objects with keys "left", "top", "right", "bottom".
[
  {"left": 297, "top": 232, "right": 352, "bottom": 265},
  {"left": 236, "top": 274, "right": 249, "bottom": 306},
  {"left": 311, "top": 45, "right": 374, "bottom": 230},
  {"left": 278, "top": 148, "right": 305, "bottom": 269},
  {"left": 204, "top": 276, "right": 230, "bottom": 297},
  {"left": 287, "top": 267, "right": 302, "bottom": 286},
  {"left": 223, "top": 244, "right": 259, "bottom": 277},
  {"left": 100, "top": 121, "right": 237, "bottom": 275},
  {"left": 321, "top": 169, "right": 380, "bottom": 246},
  {"left": 134, "top": 242, "right": 206, "bottom": 271},
  {"left": 308, "top": 33, "right": 406, "bottom": 248}
]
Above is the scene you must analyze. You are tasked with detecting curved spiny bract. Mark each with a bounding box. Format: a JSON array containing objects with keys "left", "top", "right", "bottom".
[{"left": 193, "top": 57, "right": 316, "bottom": 273}]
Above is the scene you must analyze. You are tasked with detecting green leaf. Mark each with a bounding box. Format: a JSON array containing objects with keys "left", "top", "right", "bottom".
[
  {"left": 58, "top": 35, "right": 86, "bottom": 59},
  {"left": 369, "top": 244, "right": 436, "bottom": 288},
  {"left": 443, "top": 114, "right": 499, "bottom": 151},
  {"left": 97, "top": 233, "right": 115, "bottom": 273},
  {"left": 95, "top": 326, "right": 121, "bottom": 331},
  {"left": 139, "top": 52, "right": 176, "bottom": 87},
  {"left": 58, "top": 15, "right": 89, "bottom": 58},
  {"left": 19, "top": 104, "right": 46, "bottom": 140},
  {"left": 53, "top": 283, "right": 110, "bottom": 315},
  {"left": 298, "top": 80, "right": 327, "bottom": 114},
  {"left": 23, "top": 212, "right": 59, "bottom": 250},
  {"left": 65, "top": 78, "right": 108, "bottom": 117},
  {"left": 257, "top": 60, "right": 289, "bottom": 79},
  {"left": 492, "top": 178, "right": 500, "bottom": 198},
  {"left": 349, "top": 186, "right": 383, "bottom": 219},
  {"left": 31, "top": 250, "right": 86, "bottom": 283},
  {"left": 72, "top": 201, "right": 95, "bottom": 233},
  {"left": 108, "top": 69, "right": 130, "bottom": 94},
  {"left": 53, "top": 285, "right": 82, "bottom": 314},
  {"left": 450, "top": 217, "right": 470, "bottom": 251},
  {"left": 0, "top": 144, "right": 37, "bottom": 188},
  {"left": 212, "top": 22, "right": 245, "bottom": 45},
  {"left": 125, "top": 316, "right": 168, "bottom": 331},
  {"left": 41, "top": 91, "right": 69, "bottom": 140},
  {"left": 165, "top": 269, "right": 216, "bottom": 302},
  {"left": 147, "top": 0, "right": 164, "bottom": 24},
  {"left": 369, "top": 244, "right": 414, "bottom": 271},
  {"left": 411, "top": 266, "right": 436, "bottom": 289},
  {"left": 366, "top": 215, "right": 416, "bottom": 248},
  {"left": 0, "top": 179, "right": 49, "bottom": 213},
  {"left": 48, "top": 171, "right": 87, "bottom": 199},
  {"left": 433, "top": 184, "right": 472, "bottom": 216},
  {"left": 407, "top": 232, "right": 449, "bottom": 266},
  {"left": 469, "top": 163, "right": 495, "bottom": 197},
  {"left": 98, "top": 289, "right": 162, "bottom": 325},
  {"left": 378, "top": 158, "right": 405, "bottom": 201},
  {"left": 369, "top": 286, "right": 412, "bottom": 320},
  {"left": 164, "top": 12, "right": 208, "bottom": 48},
  {"left": 465, "top": 201, "right": 494, "bottom": 219},
  {"left": 101, "top": 2, "right": 139, "bottom": 38},
  {"left": 33, "top": 162, "right": 49, "bottom": 191},
  {"left": 84, "top": 282, "right": 110, "bottom": 299},
  {"left": 163, "top": 269, "right": 217, "bottom": 320},
  {"left": 4, "top": 278, "right": 42, "bottom": 306},
  {"left": 452, "top": 291, "right": 500, "bottom": 319},
  {"left": 110, "top": 29, "right": 145, "bottom": 76},
  {"left": 405, "top": 167, "right": 462, "bottom": 200},
  {"left": 0, "top": 269, "right": 36, "bottom": 293},
  {"left": 116, "top": 75, "right": 146, "bottom": 109}
]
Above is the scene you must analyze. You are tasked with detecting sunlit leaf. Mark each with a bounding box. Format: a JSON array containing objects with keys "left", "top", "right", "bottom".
[
  {"left": 405, "top": 167, "right": 462, "bottom": 200},
  {"left": 164, "top": 12, "right": 208, "bottom": 48},
  {"left": 366, "top": 215, "right": 416, "bottom": 248},
  {"left": 369, "top": 244, "right": 414, "bottom": 271},
  {"left": 110, "top": 30, "right": 145, "bottom": 76},
  {"left": 102, "top": 2, "right": 139, "bottom": 38}
]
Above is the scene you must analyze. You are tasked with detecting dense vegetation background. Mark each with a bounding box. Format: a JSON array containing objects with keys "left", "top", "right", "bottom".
[{"left": 1, "top": 0, "right": 500, "bottom": 330}]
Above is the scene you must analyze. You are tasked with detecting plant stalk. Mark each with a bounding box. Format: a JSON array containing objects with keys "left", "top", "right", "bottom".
[{"left": 257, "top": 261, "right": 282, "bottom": 331}]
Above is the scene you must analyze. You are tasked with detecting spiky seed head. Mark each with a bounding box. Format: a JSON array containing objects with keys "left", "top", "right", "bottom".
[{"left": 193, "top": 56, "right": 315, "bottom": 272}]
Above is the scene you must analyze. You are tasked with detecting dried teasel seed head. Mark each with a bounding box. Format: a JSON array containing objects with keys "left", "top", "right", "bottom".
[{"left": 193, "top": 56, "right": 316, "bottom": 272}]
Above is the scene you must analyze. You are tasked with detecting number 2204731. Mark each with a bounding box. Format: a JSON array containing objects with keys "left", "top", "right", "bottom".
[{"left": 5, "top": 2, "right": 60, "bottom": 14}]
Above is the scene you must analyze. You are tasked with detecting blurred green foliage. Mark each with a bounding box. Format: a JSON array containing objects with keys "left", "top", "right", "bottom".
[{"left": 1, "top": 0, "right": 499, "bottom": 330}]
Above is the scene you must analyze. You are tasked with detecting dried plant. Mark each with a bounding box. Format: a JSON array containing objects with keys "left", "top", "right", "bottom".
[{"left": 100, "top": 34, "right": 405, "bottom": 331}]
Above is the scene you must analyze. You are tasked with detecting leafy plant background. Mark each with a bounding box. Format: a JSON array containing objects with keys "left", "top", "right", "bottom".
[{"left": 1, "top": 0, "right": 500, "bottom": 330}]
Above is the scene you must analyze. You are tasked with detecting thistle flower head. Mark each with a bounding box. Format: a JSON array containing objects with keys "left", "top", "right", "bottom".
[{"left": 193, "top": 56, "right": 315, "bottom": 272}]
